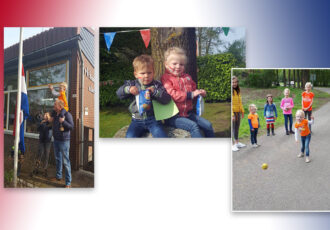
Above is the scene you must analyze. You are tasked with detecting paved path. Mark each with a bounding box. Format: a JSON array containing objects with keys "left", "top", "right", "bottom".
[{"left": 233, "top": 88, "right": 330, "bottom": 211}]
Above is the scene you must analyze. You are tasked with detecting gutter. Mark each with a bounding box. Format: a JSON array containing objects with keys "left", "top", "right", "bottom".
[{"left": 77, "top": 39, "right": 84, "bottom": 169}]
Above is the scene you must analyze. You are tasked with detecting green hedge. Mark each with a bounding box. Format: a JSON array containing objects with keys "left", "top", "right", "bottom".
[{"left": 197, "top": 53, "right": 236, "bottom": 101}]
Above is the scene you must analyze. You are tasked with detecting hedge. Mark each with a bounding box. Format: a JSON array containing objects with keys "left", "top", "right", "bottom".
[{"left": 197, "top": 53, "right": 236, "bottom": 102}]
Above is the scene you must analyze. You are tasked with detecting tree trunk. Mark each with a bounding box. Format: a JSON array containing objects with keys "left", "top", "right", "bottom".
[
  {"left": 293, "top": 69, "right": 296, "bottom": 88},
  {"left": 301, "top": 70, "right": 309, "bottom": 89},
  {"left": 150, "top": 28, "right": 197, "bottom": 83},
  {"left": 276, "top": 69, "right": 279, "bottom": 85},
  {"left": 283, "top": 69, "right": 286, "bottom": 86},
  {"left": 288, "top": 69, "right": 291, "bottom": 87}
]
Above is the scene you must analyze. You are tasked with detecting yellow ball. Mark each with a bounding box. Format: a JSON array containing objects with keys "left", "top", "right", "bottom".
[{"left": 262, "top": 163, "right": 268, "bottom": 170}]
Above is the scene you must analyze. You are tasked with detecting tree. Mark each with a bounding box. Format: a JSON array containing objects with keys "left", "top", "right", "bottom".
[
  {"left": 196, "top": 27, "right": 223, "bottom": 56},
  {"left": 225, "top": 39, "right": 246, "bottom": 67},
  {"left": 283, "top": 69, "right": 286, "bottom": 86},
  {"left": 150, "top": 28, "right": 197, "bottom": 82}
]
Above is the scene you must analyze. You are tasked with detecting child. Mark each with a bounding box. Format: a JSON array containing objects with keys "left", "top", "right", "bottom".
[
  {"left": 49, "top": 82, "right": 69, "bottom": 131},
  {"left": 264, "top": 94, "right": 277, "bottom": 136},
  {"left": 32, "top": 112, "right": 52, "bottom": 177},
  {"left": 280, "top": 88, "right": 295, "bottom": 135},
  {"left": 116, "top": 54, "right": 171, "bottom": 138},
  {"left": 294, "top": 110, "right": 314, "bottom": 163},
  {"left": 232, "top": 76, "right": 246, "bottom": 151},
  {"left": 248, "top": 104, "right": 260, "bottom": 147},
  {"left": 302, "top": 82, "right": 314, "bottom": 132},
  {"left": 161, "top": 47, "right": 215, "bottom": 138}
]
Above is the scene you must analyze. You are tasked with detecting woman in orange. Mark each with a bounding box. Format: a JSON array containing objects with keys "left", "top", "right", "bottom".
[{"left": 295, "top": 110, "right": 314, "bottom": 163}]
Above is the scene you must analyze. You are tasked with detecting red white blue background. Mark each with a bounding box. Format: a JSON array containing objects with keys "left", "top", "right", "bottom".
[{"left": 1, "top": 0, "right": 330, "bottom": 230}]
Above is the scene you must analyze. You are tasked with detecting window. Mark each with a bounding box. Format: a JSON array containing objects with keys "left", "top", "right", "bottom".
[
  {"left": 4, "top": 75, "right": 18, "bottom": 91},
  {"left": 4, "top": 60, "right": 69, "bottom": 136},
  {"left": 8, "top": 93, "right": 17, "bottom": 131},
  {"left": 28, "top": 62, "right": 67, "bottom": 87},
  {"left": 4, "top": 94, "right": 8, "bottom": 130},
  {"left": 26, "top": 88, "right": 56, "bottom": 133}
]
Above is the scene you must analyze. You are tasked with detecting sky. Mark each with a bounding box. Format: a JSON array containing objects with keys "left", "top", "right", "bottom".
[
  {"left": 218, "top": 27, "right": 245, "bottom": 52},
  {"left": 4, "top": 27, "right": 52, "bottom": 48}
]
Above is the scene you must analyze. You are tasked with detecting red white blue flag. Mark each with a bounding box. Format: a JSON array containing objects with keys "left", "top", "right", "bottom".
[{"left": 13, "top": 65, "right": 29, "bottom": 154}]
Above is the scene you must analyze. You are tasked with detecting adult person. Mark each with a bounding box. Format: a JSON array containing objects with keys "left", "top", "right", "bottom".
[
  {"left": 50, "top": 99, "right": 74, "bottom": 188},
  {"left": 232, "top": 76, "right": 246, "bottom": 151}
]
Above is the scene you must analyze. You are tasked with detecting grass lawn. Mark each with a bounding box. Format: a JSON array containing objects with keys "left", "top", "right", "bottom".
[
  {"left": 238, "top": 87, "right": 330, "bottom": 141},
  {"left": 99, "top": 102, "right": 231, "bottom": 138}
]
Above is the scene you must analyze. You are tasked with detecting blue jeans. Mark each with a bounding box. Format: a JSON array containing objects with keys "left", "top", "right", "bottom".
[
  {"left": 284, "top": 114, "right": 293, "bottom": 132},
  {"left": 165, "top": 113, "right": 215, "bottom": 138},
  {"left": 301, "top": 134, "right": 311, "bottom": 156},
  {"left": 304, "top": 110, "right": 312, "bottom": 132},
  {"left": 53, "top": 140, "right": 72, "bottom": 185},
  {"left": 250, "top": 128, "right": 258, "bottom": 144},
  {"left": 126, "top": 116, "right": 167, "bottom": 138}
]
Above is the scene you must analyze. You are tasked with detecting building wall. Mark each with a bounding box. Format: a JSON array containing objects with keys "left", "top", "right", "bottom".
[{"left": 82, "top": 53, "right": 95, "bottom": 128}]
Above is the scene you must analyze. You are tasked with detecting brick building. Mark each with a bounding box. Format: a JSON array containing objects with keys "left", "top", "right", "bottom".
[{"left": 4, "top": 27, "right": 95, "bottom": 172}]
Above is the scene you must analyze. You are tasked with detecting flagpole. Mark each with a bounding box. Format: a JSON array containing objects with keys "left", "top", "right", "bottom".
[{"left": 13, "top": 27, "right": 23, "bottom": 188}]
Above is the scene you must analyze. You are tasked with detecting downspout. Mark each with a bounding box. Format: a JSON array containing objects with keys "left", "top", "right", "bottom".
[{"left": 77, "top": 40, "right": 84, "bottom": 169}]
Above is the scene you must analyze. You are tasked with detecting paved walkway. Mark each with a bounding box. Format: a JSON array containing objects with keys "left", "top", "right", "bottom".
[{"left": 233, "top": 88, "right": 330, "bottom": 211}]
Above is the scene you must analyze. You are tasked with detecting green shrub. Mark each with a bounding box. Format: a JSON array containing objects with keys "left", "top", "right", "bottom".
[
  {"left": 197, "top": 53, "right": 236, "bottom": 101},
  {"left": 244, "top": 70, "right": 275, "bottom": 88}
]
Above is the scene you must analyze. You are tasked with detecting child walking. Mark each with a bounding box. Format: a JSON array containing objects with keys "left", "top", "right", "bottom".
[
  {"left": 161, "top": 47, "right": 215, "bottom": 138},
  {"left": 232, "top": 76, "right": 246, "bottom": 151},
  {"left": 295, "top": 110, "right": 314, "bottom": 163},
  {"left": 264, "top": 94, "right": 277, "bottom": 136},
  {"left": 116, "top": 54, "right": 171, "bottom": 138},
  {"left": 280, "top": 88, "right": 295, "bottom": 135},
  {"left": 49, "top": 82, "right": 69, "bottom": 131},
  {"left": 302, "top": 82, "right": 314, "bottom": 132},
  {"left": 248, "top": 104, "right": 260, "bottom": 147}
]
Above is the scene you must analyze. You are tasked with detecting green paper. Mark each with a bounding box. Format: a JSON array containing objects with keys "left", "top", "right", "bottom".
[{"left": 152, "top": 99, "right": 179, "bottom": 121}]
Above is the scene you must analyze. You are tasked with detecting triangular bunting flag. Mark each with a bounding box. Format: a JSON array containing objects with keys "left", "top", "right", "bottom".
[
  {"left": 140, "top": 30, "right": 151, "bottom": 48},
  {"left": 104, "top": 32, "right": 116, "bottom": 51},
  {"left": 222, "top": 27, "right": 230, "bottom": 36}
]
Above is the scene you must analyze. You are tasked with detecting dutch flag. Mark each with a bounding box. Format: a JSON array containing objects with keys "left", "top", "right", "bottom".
[{"left": 13, "top": 66, "right": 29, "bottom": 154}]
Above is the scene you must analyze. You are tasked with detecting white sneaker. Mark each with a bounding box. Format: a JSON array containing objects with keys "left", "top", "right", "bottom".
[
  {"left": 232, "top": 145, "right": 239, "bottom": 152},
  {"left": 252, "top": 144, "right": 258, "bottom": 148},
  {"left": 256, "top": 143, "right": 261, "bottom": 147},
  {"left": 236, "top": 142, "right": 246, "bottom": 148},
  {"left": 305, "top": 157, "right": 311, "bottom": 163},
  {"left": 297, "top": 153, "right": 304, "bottom": 158}
]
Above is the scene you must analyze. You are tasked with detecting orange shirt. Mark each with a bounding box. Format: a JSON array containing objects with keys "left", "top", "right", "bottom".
[
  {"left": 295, "top": 119, "right": 310, "bottom": 136},
  {"left": 59, "top": 91, "right": 69, "bottom": 111},
  {"left": 302, "top": 91, "right": 314, "bottom": 111},
  {"left": 248, "top": 113, "right": 259, "bottom": 129}
]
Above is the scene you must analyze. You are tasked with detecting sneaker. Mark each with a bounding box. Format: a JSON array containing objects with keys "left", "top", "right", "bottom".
[
  {"left": 286, "top": 131, "right": 289, "bottom": 135},
  {"left": 256, "top": 143, "right": 261, "bottom": 147},
  {"left": 305, "top": 157, "right": 311, "bottom": 163},
  {"left": 297, "top": 153, "right": 304, "bottom": 158},
  {"left": 236, "top": 142, "right": 246, "bottom": 148},
  {"left": 65, "top": 185, "right": 71, "bottom": 188},
  {"left": 290, "top": 130, "right": 295, "bottom": 134},
  {"left": 252, "top": 144, "right": 258, "bottom": 148},
  {"left": 232, "top": 145, "right": 239, "bottom": 152}
]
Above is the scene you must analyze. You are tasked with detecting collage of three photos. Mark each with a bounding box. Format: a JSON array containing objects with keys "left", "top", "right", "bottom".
[{"left": 3, "top": 26, "right": 330, "bottom": 211}]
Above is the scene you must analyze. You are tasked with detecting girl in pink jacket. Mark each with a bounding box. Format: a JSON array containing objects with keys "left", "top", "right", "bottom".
[
  {"left": 161, "top": 47, "right": 214, "bottom": 138},
  {"left": 280, "top": 88, "right": 295, "bottom": 135}
]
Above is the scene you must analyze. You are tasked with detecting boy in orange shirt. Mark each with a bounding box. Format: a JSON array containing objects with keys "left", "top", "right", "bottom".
[
  {"left": 49, "top": 82, "right": 69, "bottom": 131},
  {"left": 295, "top": 110, "right": 314, "bottom": 163},
  {"left": 302, "top": 82, "right": 314, "bottom": 132},
  {"left": 248, "top": 104, "right": 260, "bottom": 148}
]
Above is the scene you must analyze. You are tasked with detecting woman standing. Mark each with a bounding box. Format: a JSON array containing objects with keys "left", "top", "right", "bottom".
[{"left": 232, "top": 76, "right": 246, "bottom": 151}]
